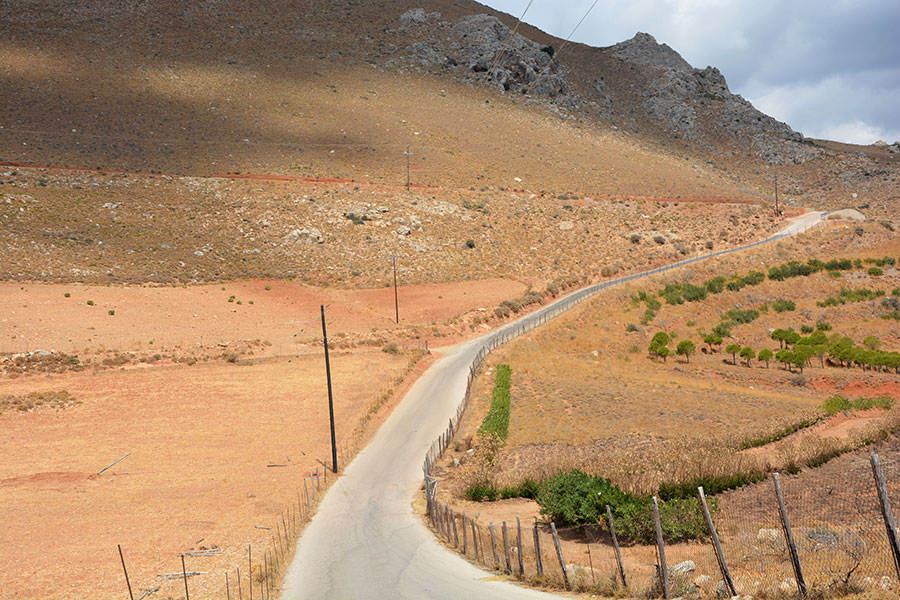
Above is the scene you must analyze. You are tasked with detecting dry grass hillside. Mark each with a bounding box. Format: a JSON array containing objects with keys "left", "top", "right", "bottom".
[{"left": 2, "top": 0, "right": 897, "bottom": 220}]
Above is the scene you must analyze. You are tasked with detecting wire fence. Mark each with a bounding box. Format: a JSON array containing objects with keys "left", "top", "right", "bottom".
[
  {"left": 418, "top": 212, "right": 868, "bottom": 598},
  {"left": 425, "top": 453, "right": 900, "bottom": 598},
  {"left": 116, "top": 349, "right": 427, "bottom": 600}
]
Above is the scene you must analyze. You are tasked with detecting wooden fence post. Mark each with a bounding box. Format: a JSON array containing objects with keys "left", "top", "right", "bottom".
[
  {"left": 533, "top": 519, "right": 544, "bottom": 576},
  {"left": 550, "top": 522, "right": 569, "bottom": 590},
  {"left": 451, "top": 509, "right": 459, "bottom": 547},
  {"left": 462, "top": 513, "right": 468, "bottom": 555},
  {"left": 516, "top": 516, "right": 524, "bottom": 575},
  {"left": 471, "top": 520, "right": 480, "bottom": 563},
  {"left": 872, "top": 454, "right": 900, "bottom": 583},
  {"left": 489, "top": 522, "right": 500, "bottom": 568},
  {"left": 698, "top": 486, "right": 736, "bottom": 596},
  {"left": 606, "top": 505, "right": 627, "bottom": 588},
  {"left": 773, "top": 473, "right": 806, "bottom": 597},
  {"left": 502, "top": 521, "right": 512, "bottom": 573},
  {"left": 652, "top": 496, "right": 669, "bottom": 599}
]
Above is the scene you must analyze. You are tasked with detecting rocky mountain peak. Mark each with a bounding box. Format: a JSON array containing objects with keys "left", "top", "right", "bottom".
[{"left": 611, "top": 32, "right": 693, "bottom": 73}]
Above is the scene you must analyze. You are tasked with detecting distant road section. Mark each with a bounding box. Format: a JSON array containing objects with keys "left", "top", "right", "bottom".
[{"left": 279, "top": 208, "right": 842, "bottom": 600}]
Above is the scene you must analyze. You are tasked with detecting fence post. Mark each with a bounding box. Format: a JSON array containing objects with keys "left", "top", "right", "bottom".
[
  {"left": 550, "top": 522, "right": 569, "bottom": 590},
  {"left": 698, "top": 486, "right": 736, "bottom": 596},
  {"left": 652, "top": 496, "right": 669, "bottom": 599},
  {"left": 773, "top": 473, "right": 806, "bottom": 597},
  {"left": 451, "top": 509, "right": 459, "bottom": 547},
  {"left": 471, "top": 520, "right": 480, "bottom": 563},
  {"left": 533, "top": 518, "right": 544, "bottom": 576},
  {"left": 516, "top": 516, "right": 524, "bottom": 575},
  {"left": 606, "top": 505, "right": 627, "bottom": 588},
  {"left": 489, "top": 522, "right": 500, "bottom": 568},
  {"left": 462, "top": 513, "right": 468, "bottom": 555},
  {"left": 871, "top": 454, "right": 900, "bottom": 583},
  {"left": 502, "top": 521, "right": 511, "bottom": 573}
]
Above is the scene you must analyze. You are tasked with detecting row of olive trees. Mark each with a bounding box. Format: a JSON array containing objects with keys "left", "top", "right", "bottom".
[{"left": 648, "top": 327, "right": 899, "bottom": 374}]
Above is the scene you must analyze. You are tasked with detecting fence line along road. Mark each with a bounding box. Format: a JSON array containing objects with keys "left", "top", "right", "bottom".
[{"left": 280, "top": 212, "right": 832, "bottom": 599}]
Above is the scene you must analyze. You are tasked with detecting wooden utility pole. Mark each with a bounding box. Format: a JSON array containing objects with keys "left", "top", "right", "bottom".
[
  {"left": 404, "top": 146, "right": 412, "bottom": 190},
  {"left": 775, "top": 173, "right": 779, "bottom": 216},
  {"left": 389, "top": 255, "right": 400, "bottom": 324},
  {"left": 321, "top": 305, "right": 338, "bottom": 473}
]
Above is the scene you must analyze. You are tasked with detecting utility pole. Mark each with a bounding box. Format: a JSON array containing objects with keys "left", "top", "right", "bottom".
[
  {"left": 774, "top": 173, "right": 779, "bottom": 216},
  {"left": 404, "top": 145, "right": 412, "bottom": 191},
  {"left": 389, "top": 254, "right": 400, "bottom": 324},
  {"left": 320, "top": 305, "right": 338, "bottom": 474}
]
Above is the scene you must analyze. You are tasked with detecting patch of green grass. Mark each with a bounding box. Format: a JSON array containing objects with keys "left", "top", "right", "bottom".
[{"left": 478, "top": 364, "right": 511, "bottom": 440}]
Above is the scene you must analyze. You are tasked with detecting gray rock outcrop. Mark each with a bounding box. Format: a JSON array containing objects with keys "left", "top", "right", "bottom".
[
  {"left": 452, "top": 14, "right": 568, "bottom": 97},
  {"left": 616, "top": 32, "right": 813, "bottom": 162},
  {"left": 612, "top": 32, "right": 693, "bottom": 72}
]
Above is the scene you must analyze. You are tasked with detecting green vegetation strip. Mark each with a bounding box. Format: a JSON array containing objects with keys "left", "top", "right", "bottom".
[
  {"left": 740, "top": 416, "right": 823, "bottom": 449},
  {"left": 478, "top": 364, "right": 511, "bottom": 440}
]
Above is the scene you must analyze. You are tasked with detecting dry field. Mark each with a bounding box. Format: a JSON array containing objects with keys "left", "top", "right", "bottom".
[
  {"left": 450, "top": 223, "right": 900, "bottom": 492},
  {"left": 0, "top": 350, "right": 415, "bottom": 600},
  {"left": 0, "top": 272, "right": 536, "bottom": 600}
]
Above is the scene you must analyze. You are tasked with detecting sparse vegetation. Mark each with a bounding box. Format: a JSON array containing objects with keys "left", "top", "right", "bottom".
[{"left": 478, "top": 364, "right": 511, "bottom": 440}]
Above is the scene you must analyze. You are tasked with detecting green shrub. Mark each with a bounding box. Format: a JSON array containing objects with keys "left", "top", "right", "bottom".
[
  {"left": 381, "top": 342, "right": 400, "bottom": 354},
  {"left": 86, "top": 300, "right": 94, "bottom": 306},
  {"left": 615, "top": 496, "right": 712, "bottom": 544},
  {"left": 536, "top": 470, "right": 626, "bottom": 526},
  {"left": 500, "top": 486, "right": 520, "bottom": 499},
  {"left": 740, "top": 416, "right": 821, "bottom": 448},
  {"left": 108, "top": 310, "right": 115, "bottom": 316},
  {"left": 478, "top": 364, "right": 511, "bottom": 439},
  {"left": 466, "top": 484, "right": 500, "bottom": 502},
  {"left": 704, "top": 276, "right": 726, "bottom": 294},
  {"left": 869, "top": 267, "right": 884, "bottom": 277},
  {"left": 816, "top": 321, "right": 832, "bottom": 331},
  {"left": 822, "top": 394, "right": 852, "bottom": 415},
  {"left": 64, "top": 292, "right": 71, "bottom": 298},
  {"left": 722, "top": 308, "right": 760, "bottom": 324},
  {"left": 773, "top": 298, "right": 796, "bottom": 313},
  {"left": 518, "top": 478, "right": 540, "bottom": 499},
  {"left": 660, "top": 284, "right": 684, "bottom": 305},
  {"left": 465, "top": 239, "right": 476, "bottom": 249},
  {"left": 658, "top": 471, "right": 766, "bottom": 500}
]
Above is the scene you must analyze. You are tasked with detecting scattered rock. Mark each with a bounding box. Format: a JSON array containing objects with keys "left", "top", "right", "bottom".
[
  {"left": 394, "top": 225, "right": 411, "bottom": 236},
  {"left": 284, "top": 228, "right": 324, "bottom": 245},
  {"left": 779, "top": 578, "right": 798, "bottom": 594},
  {"left": 693, "top": 575, "right": 711, "bottom": 586},
  {"left": 399, "top": 8, "right": 427, "bottom": 25},
  {"left": 670, "top": 560, "right": 696, "bottom": 575},
  {"left": 757, "top": 528, "right": 781, "bottom": 543},
  {"left": 558, "top": 221, "right": 574, "bottom": 231}
]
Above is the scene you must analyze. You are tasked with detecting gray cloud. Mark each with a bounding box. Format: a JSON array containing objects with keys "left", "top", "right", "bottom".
[{"left": 481, "top": 0, "right": 900, "bottom": 144}]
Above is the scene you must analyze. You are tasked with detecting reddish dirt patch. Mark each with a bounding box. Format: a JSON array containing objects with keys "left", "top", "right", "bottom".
[
  {"left": 0, "top": 351, "right": 413, "bottom": 600},
  {"left": 0, "top": 278, "right": 526, "bottom": 357},
  {"left": 1, "top": 471, "right": 97, "bottom": 486}
]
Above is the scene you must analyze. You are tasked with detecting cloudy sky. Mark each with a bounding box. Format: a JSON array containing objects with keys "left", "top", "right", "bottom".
[{"left": 481, "top": 0, "right": 900, "bottom": 145}]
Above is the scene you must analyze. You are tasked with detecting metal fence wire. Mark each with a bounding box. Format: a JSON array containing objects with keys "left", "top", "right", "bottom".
[{"left": 419, "top": 213, "right": 900, "bottom": 598}]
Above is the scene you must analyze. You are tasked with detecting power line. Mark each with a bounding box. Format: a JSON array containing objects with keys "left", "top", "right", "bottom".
[
  {"left": 524, "top": 0, "right": 600, "bottom": 96},
  {"left": 484, "top": 0, "right": 537, "bottom": 81}
]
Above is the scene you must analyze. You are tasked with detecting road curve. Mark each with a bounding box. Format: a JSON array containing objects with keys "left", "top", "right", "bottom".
[{"left": 279, "top": 211, "right": 830, "bottom": 600}]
